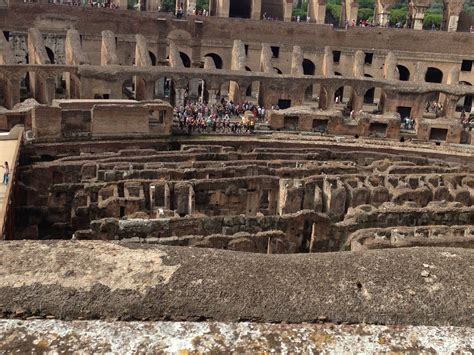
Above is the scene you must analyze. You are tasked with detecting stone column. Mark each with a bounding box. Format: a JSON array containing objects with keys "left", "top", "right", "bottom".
[
  {"left": 229, "top": 40, "right": 246, "bottom": 102},
  {"left": 207, "top": 89, "right": 218, "bottom": 105},
  {"left": 4, "top": 78, "right": 20, "bottom": 109},
  {"left": 283, "top": 0, "right": 294, "bottom": 22},
  {"left": 376, "top": 0, "right": 397, "bottom": 26},
  {"left": 443, "top": 94, "right": 460, "bottom": 119},
  {"left": 291, "top": 46, "right": 304, "bottom": 75},
  {"left": 353, "top": 50, "right": 365, "bottom": 78},
  {"left": 408, "top": 0, "right": 432, "bottom": 30},
  {"left": 442, "top": 0, "right": 465, "bottom": 32},
  {"left": 383, "top": 51, "right": 398, "bottom": 80},
  {"left": 175, "top": 88, "right": 187, "bottom": 107},
  {"left": 351, "top": 91, "right": 364, "bottom": 112},
  {"left": 251, "top": 0, "right": 262, "bottom": 19},
  {"left": 216, "top": 0, "right": 230, "bottom": 17},
  {"left": 322, "top": 46, "right": 334, "bottom": 76},
  {"left": 308, "top": 0, "right": 327, "bottom": 24}
]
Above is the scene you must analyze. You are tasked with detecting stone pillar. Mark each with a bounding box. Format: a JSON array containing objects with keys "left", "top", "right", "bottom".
[
  {"left": 291, "top": 46, "right": 304, "bottom": 75},
  {"left": 135, "top": 78, "right": 153, "bottom": 101},
  {"left": 216, "top": 0, "right": 230, "bottom": 17},
  {"left": 168, "top": 41, "right": 184, "bottom": 68},
  {"left": 260, "top": 44, "right": 274, "bottom": 73},
  {"left": 186, "top": 0, "right": 196, "bottom": 15},
  {"left": 101, "top": 30, "right": 119, "bottom": 66},
  {"left": 251, "top": 0, "right": 262, "bottom": 19},
  {"left": 229, "top": 40, "right": 246, "bottom": 102},
  {"left": 4, "top": 78, "right": 20, "bottom": 109},
  {"left": 308, "top": 0, "right": 326, "bottom": 24},
  {"left": 207, "top": 89, "right": 218, "bottom": 104},
  {"left": 341, "top": 0, "right": 358, "bottom": 25},
  {"left": 353, "top": 50, "right": 365, "bottom": 78},
  {"left": 283, "top": 0, "right": 294, "bottom": 22},
  {"left": 65, "top": 29, "right": 90, "bottom": 66},
  {"left": 384, "top": 51, "right": 398, "bottom": 80},
  {"left": 175, "top": 88, "right": 186, "bottom": 107},
  {"left": 319, "top": 85, "right": 336, "bottom": 110},
  {"left": 442, "top": 0, "right": 465, "bottom": 32},
  {"left": 376, "top": 0, "right": 397, "bottom": 26},
  {"left": 174, "top": 182, "right": 195, "bottom": 216},
  {"left": 322, "top": 46, "right": 334, "bottom": 76},
  {"left": 351, "top": 91, "right": 364, "bottom": 112},
  {"left": 0, "top": 31, "right": 15, "bottom": 65},
  {"left": 408, "top": 0, "right": 432, "bottom": 30},
  {"left": 135, "top": 34, "right": 152, "bottom": 67},
  {"left": 443, "top": 94, "right": 461, "bottom": 119}
]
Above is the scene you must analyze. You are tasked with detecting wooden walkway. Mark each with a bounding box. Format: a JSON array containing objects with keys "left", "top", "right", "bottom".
[{"left": 0, "top": 138, "right": 20, "bottom": 230}]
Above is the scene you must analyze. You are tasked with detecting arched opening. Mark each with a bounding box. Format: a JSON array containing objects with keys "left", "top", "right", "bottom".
[
  {"left": 187, "top": 78, "right": 206, "bottom": 103},
  {"left": 397, "top": 65, "right": 410, "bottom": 81},
  {"left": 423, "top": 92, "right": 443, "bottom": 118},
  {"left": 273, "top": 67, "right": 282, "bottom": 75},
  {"left": 364, "top": 87, "right": 375, "bottom": 104},
  {"left": 334, "top": 85, "right": 354, "bottom": 114},
  {"left": 53, "top": 72, "right": 80, "bottom": 100},
  {"left": 179, "top": 52, "right": 191, "bottom": 68},
  {"left": 219, "top": 80, "right": 240, "bottom": 103},
  {"left": 425, "top": 67, "right": 443, "bottom": 83},
  {"left": 149, "top": 51, "right": 157, "bottom": 66},
  {"left": 122, "top": 78, "right": 135, "bottom": 99},
  {"left": 204, "top": 53, "right": 223, "bottom": 69},
  {"left": 305, "top": 83, "right": 320, "bottom": 103},
  {"left": 457, "top": 81, "right": 473, "bottom": 114},
  {"left": 154, "top": 77, "right": 175, "bottom": 105},
  {"left": 229, "top": 0, "right": 251, "bottom": 18},
  {"left": 245, "top": 66, "right": 252, "bottom": 72},
  {"left": 303, "top": 59, "right": 316, "bottom": 75},
  {"left": 245, "top": 81, "right": 262, "bottom": 105},
  {"left": 20, "top": 72, "right": 33, "bottom": 102},
  {"left": 45, "top": 46, "right": 55, "bottom": 64}
]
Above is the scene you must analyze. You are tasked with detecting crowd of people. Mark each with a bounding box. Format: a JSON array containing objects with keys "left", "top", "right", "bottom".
[{"left": 174, "top": 99, "right": 267, "bottom": 135}]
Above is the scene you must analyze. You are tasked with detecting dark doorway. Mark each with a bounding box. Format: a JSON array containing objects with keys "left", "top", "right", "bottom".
[
  {"left": 284, "top": 116, "right": 299, "bottom": 130},
  {"left": 278, "top": 99, "right": 291, "bottom": 109},
  {"left": 303, "top": 59, "right": 316, "bottom": 75},
  {"left": 425, "top": 67, "right": 443, "bottom": 83},
  {"left": 204, "top": 53, "right": 223, "bottom": 69},
  {"left": 429, "top": 128, "right": 448, "bottom": 141},
  {"left": 364, "top": 87, "right": 375, "bottom": 104},
  {"left": 369, "top": 122, "right": 387, "bottom": 137},
  {"left": 149, "top": 51, "right": 156, "bottom": 66},
  {"left": 179, "top": 52, "right": 191, "bottom": 68},
  {"left": 397, "top": 65, "right": 410, "bottom": 81},
  {"left": 397, "top": 106, "right": 412, "bottom": 119},
  {"left": 229, "top": 0, "right": 251, "bottom": 18},
  {"left": 45, "top": 47, "right": 55, "bottom": 64},
  {"left": 312, "top": 119, "right": 328, "bottom": 133}
]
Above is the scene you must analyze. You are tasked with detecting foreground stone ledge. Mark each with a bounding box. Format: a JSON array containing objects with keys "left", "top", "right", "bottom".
[
  {"left": 1, "top": 320, "right": 473, "bottom": 353},
  {"left": 1, "top": 241, "right": 473, "bottom": 326}
]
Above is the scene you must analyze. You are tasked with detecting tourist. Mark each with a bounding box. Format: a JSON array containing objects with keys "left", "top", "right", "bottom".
[{"left": 2, "top": 162, "right": 9, "bottom": 185}]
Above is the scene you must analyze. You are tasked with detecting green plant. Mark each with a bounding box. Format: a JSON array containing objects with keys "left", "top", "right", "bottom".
[
  {"left": 423, "top": 13, "right": 442, "bottom": 29},
  {"left": 160, "top": 0, "right": 175, "bottom": 12},
  {"left": 358, "top": 8, "right": 374, "bottom": 21},
  {"left": 326, "top": 2, "right": 341, "bottom": 24},
  {"left": 389, "top": 8, "right": 407, "bottom": 25}
]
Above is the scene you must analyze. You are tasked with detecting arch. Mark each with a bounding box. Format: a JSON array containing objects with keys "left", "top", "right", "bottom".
[
  {"left": 45, "top": 46, "right": 55, "bottom": 64},
  {"left": 154, "top": 77, "right": 176, "bottom": 105},
  {"left": 229, "top": 0, "right": 251, "bottom": 18},
  {"left": 187, "top": 78, "right": 206, "bottom": 102},
  {"left": 457, "top": 81, "right": 473, "bottom": 114},
  {"left": 219, "top": 80, "right": 240, "bottom": 103},
  {"left": 179, "top": 52, "right": 191, "bottom": 68},
  {"left": 273, "top": 67, "right": 282, "bottom": 74},
  {"left": 19, "top": 72, "right": 33, "bottom": 102},
  {"left": 204, "top": 53, "right": 223, "bottom": 69},
  {"left": 397, "top": 65, "right": 410, "bottom": 81},
  {"left": 303, "top": 59, "right": 316, "bottom": 76},
  {"left": 304, "top": 83, "right": 320, "bottom": 103},
  {"left": 122, "top": 78, "right": 135, "bottom": 99},
  {"left": 149, "top": 51, "right": 157, "bottom": 66},
  {"left": 245, "top": 80, "right": 263, "bottom": 105},
  {"left": 364, "top": 87, "right": 375, "bottom": 104},
  {"left": 425, "top": 67, "right": 443, "bottom": 83}
]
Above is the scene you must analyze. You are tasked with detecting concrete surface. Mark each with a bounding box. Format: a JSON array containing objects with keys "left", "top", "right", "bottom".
[{"left": 0, "top": 320, "right": 472, "bottom": 353}]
